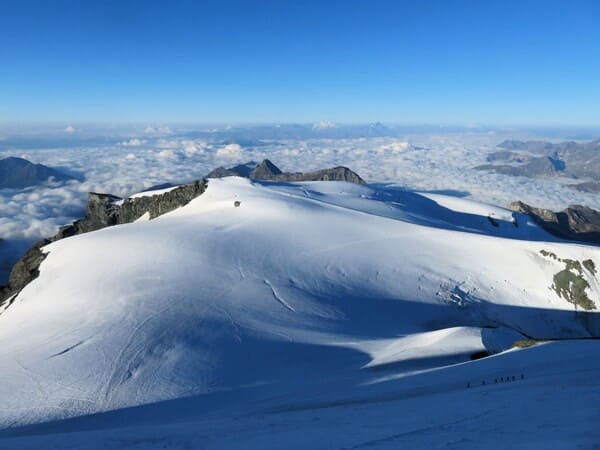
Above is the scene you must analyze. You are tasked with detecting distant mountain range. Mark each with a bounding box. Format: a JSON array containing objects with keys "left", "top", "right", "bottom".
[
  {"left": 0, "top": 156, "right": 75, "bottom": 188},
  {"left": 181, "top": 122, "right": 397, "bottom": 141},
  {"left": 207, "top": 159, "right": 366, "bottom": 184},
  {"left": 474, "top": 139, "right": 600, "bottom": 193}
]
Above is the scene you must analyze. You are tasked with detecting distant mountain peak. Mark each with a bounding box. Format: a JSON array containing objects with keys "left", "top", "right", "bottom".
[
  {"left": 250, "top": 159, "right": 283, "bottom": 179},
  {"left": 0, "top": 156, "right": 75, "bottom": 189}
]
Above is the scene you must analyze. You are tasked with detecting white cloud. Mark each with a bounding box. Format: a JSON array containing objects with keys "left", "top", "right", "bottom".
[
  {"left": 379, "top": 141, "right": 411, "bottom": 153},
  {"left": 313, "top": 121, "right": 336, "bottom": 130},
  {"left": 156, "top": 149, "right": 177, "bottom": 159},
  {"left": 182, "top": 140, "right": 206, "bottom": 155},
  {"left": 216, "top": 143, "right": 243, "bottom": 158},
  {"left": 156, "top": 138, "right": 180, "bottom": 149},
  {"left": 120, "top": 138, "right": 143, "bottom": 147}
]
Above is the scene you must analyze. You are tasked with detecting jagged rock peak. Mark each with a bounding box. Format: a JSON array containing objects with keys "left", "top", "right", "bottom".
[{"left": 250, "top": 159, "right": 282, "bottom": 179}]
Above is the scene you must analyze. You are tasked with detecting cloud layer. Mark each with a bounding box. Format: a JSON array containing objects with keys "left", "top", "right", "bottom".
[{"left": 1, "top": 130, "right": 598, "bottom": 283}]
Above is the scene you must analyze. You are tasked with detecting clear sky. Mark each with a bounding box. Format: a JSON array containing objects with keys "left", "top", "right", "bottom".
[{"left": 1, "top": 0, "right": 599, "bottom": 125}]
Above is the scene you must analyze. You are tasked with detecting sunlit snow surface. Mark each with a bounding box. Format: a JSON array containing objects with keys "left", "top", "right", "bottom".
[
  {"left": 1, "top": 131, "right": 599, "bottom": 284},
  {"left": 0, "top": 178, "right": 598, "bottom": 448}
]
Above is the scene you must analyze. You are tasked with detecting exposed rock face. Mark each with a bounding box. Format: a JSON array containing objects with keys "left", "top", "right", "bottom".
[
  {"left": 249, "top": 159, "right": 283, "bottom": 179},
  {"left": 209, "top": 159, "right": 366, "bottom": 184},
  {"left": 69, "top": 193, "right": 121, "bottom": 234},
  {"left": 206, "top": 162, "right": 258, "bottom": 179},
  {"left": 206, "top": 166, "right": 239, "bottom": 178},
  {"left": 0, "top": 241, "right": 49, "bottom": 309},
  {"left": 0, "top": 156, "right": 76, "bottom": 188},
  {"left": 0, "top": 179, "right": 207, "bottom": 306},
  {"left": 266, "top": 166, "right": 366, "bottom": 183},
  {"left": 119, "top": 180, "right": 206, "bottom": 223},
  {"left": 509, "top": 201, "right": 600, "bottom": 245}
]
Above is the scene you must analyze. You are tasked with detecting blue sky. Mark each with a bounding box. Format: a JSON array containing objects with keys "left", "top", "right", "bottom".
[{"left": 1, "top": 0, "right": 599, "bottom": 125}]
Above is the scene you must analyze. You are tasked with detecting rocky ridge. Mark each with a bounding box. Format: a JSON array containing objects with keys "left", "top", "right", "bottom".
[
  {"left": 0, "top": 179, "right": 207, "bottom": 307},
  {"left": 509, "top": 201, "right": 600, "bottom": 245},
  {"left": 0, "top": 161, "right": 365, "bottom": 307},
  {"left": 207, "top": 159, "right": 366, "bottom": 184}
]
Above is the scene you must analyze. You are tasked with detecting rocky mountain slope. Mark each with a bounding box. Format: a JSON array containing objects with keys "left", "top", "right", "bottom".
[{"left": 509, "top": 201, "right": 600, "bottom": 245}]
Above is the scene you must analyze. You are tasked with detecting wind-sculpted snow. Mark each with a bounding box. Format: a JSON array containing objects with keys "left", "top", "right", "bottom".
[{"left": 0, "top": 178, "right": 598, "bottom": 434}]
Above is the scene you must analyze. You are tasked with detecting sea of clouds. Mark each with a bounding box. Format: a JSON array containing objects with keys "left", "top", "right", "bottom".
[{"left": 1, "top": 127, "right": 598, "bottom": 283}]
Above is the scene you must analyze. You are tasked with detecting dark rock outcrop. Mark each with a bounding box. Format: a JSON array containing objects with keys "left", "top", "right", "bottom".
[
  {"left": 0, "top": 242, "right": 49, "bottom": 309},
  {"left": 249, "top": 159, "right": 283, "bottom": 179},
  {"left": 263, "top": 166, "right": 366, "bottom": 183},
  {"left": 0, "top": 156, "right": 76, "bottom": 188},
  {"left": 508, "top": 201, "right": 600, "bottom": 245},
  {"left": 118, "top": 180, "right": 206, "bottom": 223},
  {"left": 206, "top": 161, "right": 259, "bottom": 179},
  {"left": 206, "top": 166, "right": 238, "bottom": 178},
  {"left": 209, "top": 159, "right": 366, "bottom": 184},
  {"left": 0, "top": 179, "right": 207, "bottom": 307}
]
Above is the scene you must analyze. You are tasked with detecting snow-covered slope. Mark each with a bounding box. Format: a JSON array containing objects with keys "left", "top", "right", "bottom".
[
  {"left": 3, "top": 339, "right": 598, "bottom": 450},
  {"left": 0, "top": 177, "right": 598, "bottom": 445}
]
